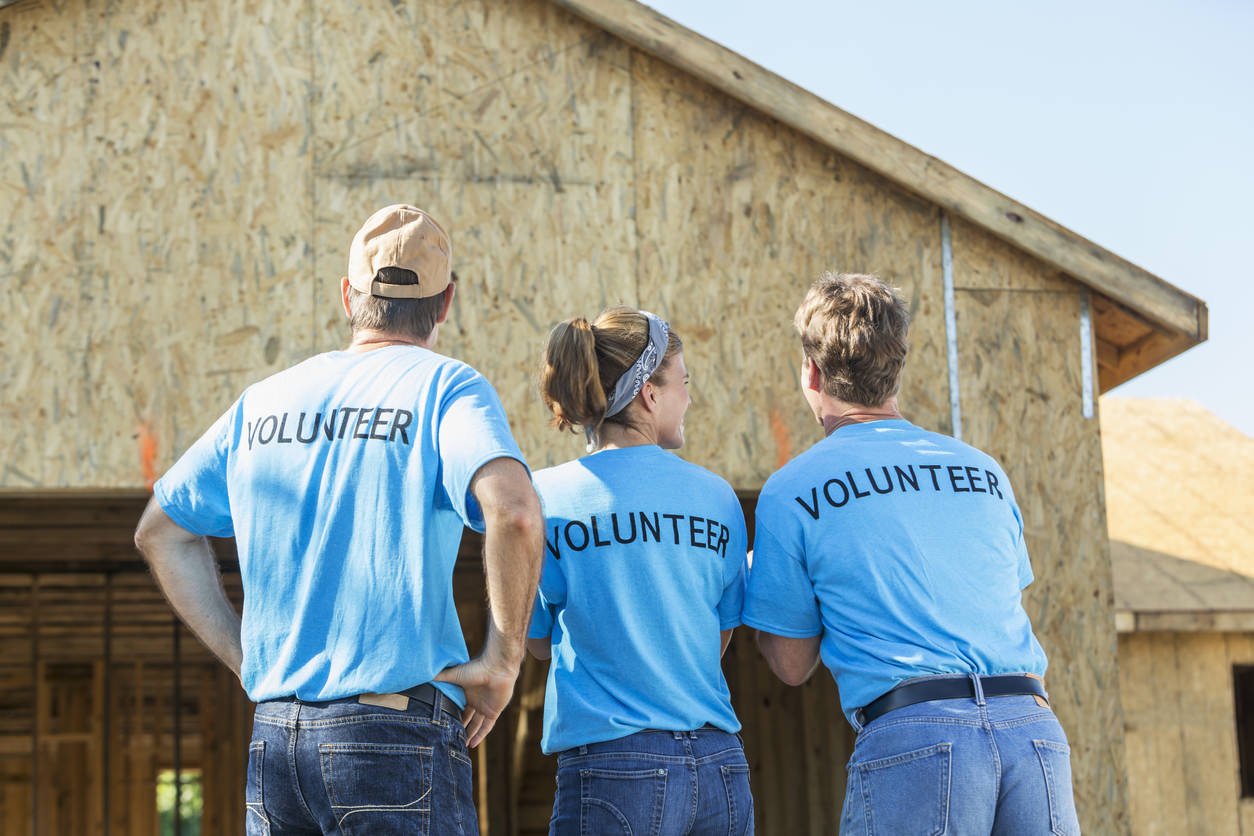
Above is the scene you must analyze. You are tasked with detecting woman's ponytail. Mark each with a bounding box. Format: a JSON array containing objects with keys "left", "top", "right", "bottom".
[{"left": 541, "top": 318, "right": 607, "bottom": 432}]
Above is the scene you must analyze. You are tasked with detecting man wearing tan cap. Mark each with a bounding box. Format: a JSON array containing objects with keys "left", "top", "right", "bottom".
[{"left": 135, "top": 204, "right": 544, "bottom": 835}]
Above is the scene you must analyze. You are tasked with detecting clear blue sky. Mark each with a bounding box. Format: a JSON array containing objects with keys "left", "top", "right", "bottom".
[{"left": 647, "top": 0, "right": 1254, "bottom": 436}]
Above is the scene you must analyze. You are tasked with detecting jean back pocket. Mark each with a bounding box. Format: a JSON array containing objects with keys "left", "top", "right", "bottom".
[
  {"left": 245, "top": 740, "right": 269, "bottom": 836},
  {"left": 579, "top": 766, "right": 668, "bottom": 836},
  {"left": 319, "top": 742, "right": 433, "bottom": 835},
  {"left": 1033, "top": 740, "right": 1080, "bottom": 836},
  {"left": 720, "top": 763, "right": 754, "bottom": 836},
  {"left": 850, "top": 742, "right": 951, "bottom": 836}
]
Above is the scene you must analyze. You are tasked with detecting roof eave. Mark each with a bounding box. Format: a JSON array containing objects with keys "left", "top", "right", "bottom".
[{"left": 1116, "top": 609, "right": 1254, "bottom": 633}]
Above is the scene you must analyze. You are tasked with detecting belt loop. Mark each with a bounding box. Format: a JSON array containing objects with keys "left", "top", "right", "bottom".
[
  {"left": 970, "top": 673, "right": 986, "bottom": 707},
  {"left": 431, "top": 689, "right": 443, "bottom": 721},
  {"left": 851, "top": 708, "right": 866, "bottom": 733},
  {"left": 578, "top": 744, "right": 589, "bottom": 755},
  {"left": 672, "top": 730, "right": 684, "bottom": 740}
]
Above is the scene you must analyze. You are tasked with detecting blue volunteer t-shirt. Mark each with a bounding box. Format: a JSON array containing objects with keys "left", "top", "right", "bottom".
[
  {"left": 528, "top": 445, "right": 748, "bottom": 754},
  {"left": 743, "top": 419, "right": 1048, "bottom": 725},
  {"left": 154, "top": 346, "right": 527, "bottom": 706}
]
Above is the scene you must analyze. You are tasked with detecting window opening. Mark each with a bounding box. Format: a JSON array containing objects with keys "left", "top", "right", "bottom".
[
  {"left": 1233, "top": 665, "right": 1254, "bottom": 798},
  {"left": 156, "top": 768, "right": 203, "bottom": 836}
]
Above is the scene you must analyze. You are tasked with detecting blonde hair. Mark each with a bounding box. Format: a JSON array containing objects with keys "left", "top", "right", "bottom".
[
  {"left": 794, "top": 272, "right": 910, "bottom": 406},
  {"left": 541, "top": 307, "right": 683, "bottom": 434}
]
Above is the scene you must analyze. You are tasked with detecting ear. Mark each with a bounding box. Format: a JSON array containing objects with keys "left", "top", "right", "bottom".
[
  {"left": 340, "top": 277, "right": 353, "bottom": 319},
  {"left": 435, "top": 282, "right": 456, "bottom": 324},
  {"left": 802, "top": 355, "right": 823, "bottom": 393},
  {"left": 638, "top": 378, "right": 661, "bottom": 416}
]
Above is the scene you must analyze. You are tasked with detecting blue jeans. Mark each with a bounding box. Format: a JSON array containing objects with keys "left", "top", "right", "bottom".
[
  {"left": 551, "top": 728, "right": 754, "bottom": 836},
  {"left": 247, "top": 691, "right": 477, "bottom": 836},
  {"left": 841, "top": 677, "right": 1080, "bottom": 835}
]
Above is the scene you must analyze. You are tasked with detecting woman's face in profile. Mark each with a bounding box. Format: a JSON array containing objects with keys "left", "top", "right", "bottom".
[{"left": 651, "top": 352, "right": 691, "bottom": 450}]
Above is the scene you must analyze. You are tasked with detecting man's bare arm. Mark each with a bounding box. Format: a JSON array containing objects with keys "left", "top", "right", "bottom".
[
  {"left": 134, "top": 497, "right": 243, "bottom": 679},
  {"left": 756, "top": 631, "right": 822, "bottom": 686},
  {"left": 435, "top": 457, "right": 544, "bottom": 747}
]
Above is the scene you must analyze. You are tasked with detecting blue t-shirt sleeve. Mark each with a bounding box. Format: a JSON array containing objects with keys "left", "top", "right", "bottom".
[
  {"left": 528, "top": 544, "right": 567, "bottom": 640},
  {"left": 717, "top": 494, "right": 749, "bottom": 630},
  {"left": 437, "top": 373, "right": 528, "bottom": 533},
  {"left": 743, "top": 512, "right": 822, "bottom": 638},
  {"left": 529, "top": 592, "right": 555, "bottom": 639},
  {"left": 995, "top": 460, "right": 1034, "bottom": 590},
  {"left": 1012, "top": 502, "right": 1034, "bottom": 589},
  {"left": 153, "top": 403, "right": 238, "bottom": 538}
]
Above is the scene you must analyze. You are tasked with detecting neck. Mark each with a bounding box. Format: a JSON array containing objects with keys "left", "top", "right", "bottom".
[
  {"left": 346, "top": 328, "right": 433, "bottom": 353},
  {"left": 818, "top": 397, "right": 903, "bottom": 436},
  {"left": 593, "top": 419, "right": 657, "bottom": 451}
]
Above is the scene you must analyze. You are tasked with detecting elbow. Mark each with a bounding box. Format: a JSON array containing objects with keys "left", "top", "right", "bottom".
[
  {"left": 756, "top": 632, "right": 820, "bottom": 687},
  {"left": 133, "top": 498, "right": 193, "bottom": 566},
  {"left": 517, "top": 498, "right": 546, "bottom": 544},
  {"left": 496, "top": 491, "right": 545, "bottom": 544},
  {"left": 774, "top": 663, "right": 812, "bottom": 688},
  {"left": 133, "top": 518, "right": 155, "bottom": 561}
]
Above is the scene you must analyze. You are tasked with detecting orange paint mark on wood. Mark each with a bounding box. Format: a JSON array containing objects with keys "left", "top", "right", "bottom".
[
  {"left": 138, "top": 421, "right": 158, "bottom": 492},
  {"left": 770, "top": 408, "right": 791, "bottom": 469}
]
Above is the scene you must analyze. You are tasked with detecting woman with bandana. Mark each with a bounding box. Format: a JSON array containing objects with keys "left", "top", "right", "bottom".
[{"left": 526, "top": 307, "right": 754, "bottom": 836}]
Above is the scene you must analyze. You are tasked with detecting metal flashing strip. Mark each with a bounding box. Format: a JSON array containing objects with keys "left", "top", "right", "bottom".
[
  {"left": 941, "top": 214, "right": 962, "bottom": 440},
  {"left": 1081, "top": 296, "right": 1095, "bottom": 419}
]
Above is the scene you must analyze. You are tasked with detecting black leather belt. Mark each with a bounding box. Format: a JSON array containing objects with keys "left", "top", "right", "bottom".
[
  {"left": 400, "top": 682, "right": 441, "bottom": 706},
  {"left": 401, "top": 682, "right": 461, "bottom": 718},
  {"left": 859, "top": 674, "right": 1048, "bottom": 725}
]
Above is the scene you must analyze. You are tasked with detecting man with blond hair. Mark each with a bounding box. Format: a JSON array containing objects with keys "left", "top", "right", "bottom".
[
  {"left": 135, "top": 205, "right": 544, "bottom": 835},
  {"left": 745, "top": 272, "right": 1080, "bottom": 834}
]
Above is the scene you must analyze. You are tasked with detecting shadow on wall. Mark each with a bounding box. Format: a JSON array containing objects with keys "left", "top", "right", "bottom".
[{"left": 1111, "top": 539, "right": 1254, "bottom": 613}]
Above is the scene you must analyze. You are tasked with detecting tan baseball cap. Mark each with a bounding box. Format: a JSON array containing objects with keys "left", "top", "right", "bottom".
[{"left": 347, "top": 204, "right": 452, "bottom": 299}]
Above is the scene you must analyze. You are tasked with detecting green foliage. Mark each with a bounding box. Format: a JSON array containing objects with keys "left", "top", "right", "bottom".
[{"left": 156, "top": 769, "right": 203, "bottom": 836}]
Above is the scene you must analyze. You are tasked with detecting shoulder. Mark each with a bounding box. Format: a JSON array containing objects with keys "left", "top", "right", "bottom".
[
  {"left": 532, "top": 458, "right": 595, "bottom": 503},
  {"left": 400, "top": 352, "right": 503, "bottom": 406},
  {"left": 664, "top": 451, "right": 733, "bottom": 487},
  {"left": 239, "top": 352, "right": 332, "bottom": 394},
  {"left": 920, "top": 428, "right": 1008, "bottom": 473},
  {"left": 760, "top": 437, "right": 830, "bottom": 501},
  {"left": 533, "top": 459, "right": 583, "bottom": 488},
  {"left": 413, "top": 351, "right": 487, "bottom": 387},
  {"left": 653, "top": 452, "right": 743, "bottom": 507}
]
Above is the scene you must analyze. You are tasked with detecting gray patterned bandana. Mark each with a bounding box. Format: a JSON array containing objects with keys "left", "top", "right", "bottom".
[{"left": 585, "top": 311, "right": 670, "bottom": 449}]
